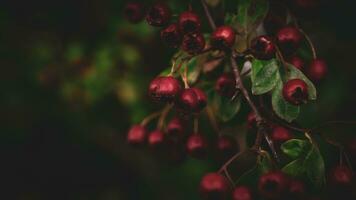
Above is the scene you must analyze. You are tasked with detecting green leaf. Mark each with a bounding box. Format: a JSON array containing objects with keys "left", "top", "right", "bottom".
[
  {"left": 185, "top": 57, "right": 201, "bottom": 85},
  {"left": 258, "top": 153, "right": 274, "bottom": 174},
  {"left": 251, "top": 59, "right": 280, "bottom": 95},
  {"left": 286, "top": 63, "right": 317, "bottom": 100},
  {"left": 303, "top": 145, "right": 326, "bottom": 189},
  {"left": 212, "top": 93, "right": 241, "bottom": 122},
  {"left": 281, "top": 139, "right": 310, "bottom": 159},
  {"left": 271, "top": 80, "right": 300, "bottom": 122},
  {"left": 282, "top": 159, "right": 305, "bottom": 177},
  {"left": 235, "top": 0, "right": 269, "bottom": 34}
]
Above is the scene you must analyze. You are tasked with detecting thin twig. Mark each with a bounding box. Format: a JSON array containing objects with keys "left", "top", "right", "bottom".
[
  {"left": 200, "top": 0, "right": 217, "bottom": 30},
  {"left": 141, "top": 111, "right": 162, "bottom": 126},
  {"left": 157, "top": 104, "right": 173, "bottom": 130},
  {"left": 194, "top": 117, "right": 199, "bottom": 133},
  {"left": 299, "top": 28, "right": 317, "bottom": 59},
  {"left": 218, "top": 150, "right": 246, "bottom": 173}
]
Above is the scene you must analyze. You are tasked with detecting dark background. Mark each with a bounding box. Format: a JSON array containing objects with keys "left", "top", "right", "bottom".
[{"left": 0, "top": 0, "right": 355, "bottom": 199}]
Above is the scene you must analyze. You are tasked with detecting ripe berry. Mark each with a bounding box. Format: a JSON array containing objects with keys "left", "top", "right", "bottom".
[
  {"left": 282, "top": 79, "right": 309, "bottom": 105},
  {"left": 166, "top": 117, "right": 185, "bottom": 139},
  {"left": 258, "top": 171, "right": 290, "bottom": 199},
  {"left": 127, "top": 125, "right": 147, "bottom": 145},
  {"left": 148, "top": 130, "right": 165, "bottom": 150},
  {"left": 307, "top": 59, "right": 327, "bottom": 82},
  {"left": 199, "top": 173, "right": 230, "bottom": 200},
  {"left": 186, "top": 134, "right": 208, "bottom": 159},
  {"left": 271, "top": 126, "right": 293, "bottom": 145},
  {"left": 216, "top": 135, "right": 238, "bottom": 162},
  {"left": 328, "top": 166, "right": 353, "bottom": 186},
  {"left": 177, "top": 88, "right": 207, "bottom": 113},
  {"left": 211, "top": 26, "right": 236, "bottom": 50},
  {"left": 287, "top": 179, "right": 306, "bottom": 199},
  {"left": 276, "top": 26, "right": 302, "bottom": 56},
  {"left": 250, "top": 35, "right": 276, "bottom": 60},
  {"left": 247, "top": 112, "right": 257, "bottom": 129},
  {"left": 232, "top": 186, "right": 254, "bottom": 200},
  {"left": 146, "top": 3, "right": 171, "bottom": 27},
  {"left": 148, "top": 76, "right": 181, "bottom": 102},
  {"left": 215, "top": 73, "right": 236, "bottom": 98},
  {"left": 124, "top": 2, "right": 145, "bottom": 24},
  {"left": 178, "top": 11, "right": 201, "bottom": 34},
  {"left": 287, "top": 55, "right": 305, "bottom": 71},
  {"left": 182, "top": 33, "right": 206, "bottom": 55},
  {"left": 161, "top": 23, "right": 182, "bottom": 48}
]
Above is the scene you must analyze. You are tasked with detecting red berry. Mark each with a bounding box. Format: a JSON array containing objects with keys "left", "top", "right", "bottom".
[
  {"left": 148, "top": 130, "right": 165, "bottom": 150},
  {"left": 216, "top": 135, "right": 238, "bottom": 162},
  {"left": 215, "top": 73, "right": 236, "bottom": 98},
  {"left": 148, "top": 76, "right": 181, "bottom": 102},
  {"left": 211, "top": 26, "right": 236, "bottom": 50},
  {"left": 287, "top": 179, "right": 306, "bottom": 199},
  {"left": 282, "top": 79, "right": 309, "bottom": 105},
  {"left": 161, "top": 23, "right": 182, "bottom": 48},
  {"left": 146, "top": 3, "right": 171, "bottom": 27},
  {"left": 177, "top": 88, "right": 207, "bottom": 113},
  {"left": 182, "top": 33, "right": 206, "bottom": 55},
  {"left": 232, "top": 186, "right": 254, "bottom": 200},
  {"left": 127, "top": 125, "right": 147, "bottom": 145},
  {"left": 247, "top": 112, "right": 257, "bottom": 129},
  {"left": 186, "top": 134, "right": 208, "bottom": 159},
  {"left": 328, "top": 166, "right": 353, "bottom": 186},
  {"left": 200, "top": 173, "right": 230, "bottom": 200},
  {"left": 276, "top": 26, "right": 302, "bottom": 56},
  {"left": 124, "top": 2, "right": 145, "bottom": 23},
  {"left": 178, "top": 11, "right": 201, "bottom": 34},
  {"left": 287, "top": 55, "right": 305, "bottom": 71},
  {"left": 307, "top": 59, "right": 327, "bottom": 82},
  {"left": 258, "top": 171, "right": 290, "bottom": 199},
  {"left": 251, "top": 35, "right": 276, "bottom": 60},
  {"left": 166, "top": 117, "right": 185, "bottom": 139},
  {"left": 271, "top": 126, "right": 293, "bottom": 145}
]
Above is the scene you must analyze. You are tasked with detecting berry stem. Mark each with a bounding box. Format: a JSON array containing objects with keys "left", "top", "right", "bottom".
[
  {"left": 218, "top": 150, "right": 246, "bottom": 174},
  {"left": 194, "top": 117, "right": 199, "bottom": 133},
  {"left": 140, "top": 111, "right": 162, "bottom": 126},
  {"left": 299, "top": 28, "right": 317, "bottom": 59},
  {"left": 200, "top": 0, "right": 216, "bottom": 30},
  {"left": 275, "top": 45, "right": 289, "bottom": 72},
  {"left": 157, "top": 104, "right": 173, "bottom": 130},
  {"left": 206, "top": 106, "right": 220, "bottom": 135}
]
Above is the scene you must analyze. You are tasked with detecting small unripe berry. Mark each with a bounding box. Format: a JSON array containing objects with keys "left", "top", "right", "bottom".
[
  {"left": 258, "top": 171, "right": 290, "bottom": 199},
  {"left": 276, "top": 26, "right": 302, "bottom": 56},
  {"left": 215, "top": 73, "right": 236, "bottom": 98},
  {"left": 328, "top": 166, "right": 353, "bottom": 186},
  {"left": 251, "top": 35, "right": 276, "bottom": 60},
  {"left": 177, "top": 88, "right": 207, "bottom": 113},
  {"left": 161, "top": 23, "right": 182, "bottom": 48},
  {"left": 127, "top": 125, "right": 147, "bottom": 145},
  {"left": 178, "top": 11, "right": 201, "bottom": 34},
  {"left": 271, "top": 126, "right": 293, "bottom": 145},
  {"left": 211, "top": 26, "right": 236, "bottom": 50},
  {"left": 282, "top": 79, "right": 309, "bottom": 105},
  {"left": 232, "top": 186, "right": 254, "bottom": 200},
  {"left": 182, "top": 33, "right": 206, "bottom": 55},
  {"left": 216, "top": 135, "right": 238, "bottom": 162},
  {"left": 307, "top": 59, "right": 327, "bottom": 82},
  {"left": 166, "top": 117, "right": 185, "bottom": 139},
  {"left": 186, "top": 134, "right": 208, "bottom": 159},
  {"left": 146, "top": 3, "right": 171, "bottom": 27},
  {"left": 287, "top": 55, "right": 305, "bottom": 71},
  {"left": 124, "top": 2, "right": 145, "bottom": 24},
  {"left": 148, "top": 76, "right": 181, "bottom": 102},
  {"left": 200, "top": 173, "right": 230, "bottom": 200},
  {"left": 148, "top": 130, "right": 165, "bottom": 150}
]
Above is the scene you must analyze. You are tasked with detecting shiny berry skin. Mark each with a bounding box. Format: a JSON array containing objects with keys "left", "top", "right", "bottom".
[
  {"left": 247, "top": 112, "right": 257, "bottom": 129},
  {"left": 200, "top": 173, "right": 230, "bottom": 200},
  {"left": 145, "top": 3, "right": 171, "bottom": 27},
  {"left": 271, "top": 126, "right": 293, "bottom": 145},
  {"left": 166, "top": 117, "right": 185, "bottom": 139},
  {"left": 186, "top": 134, "right": 208, "bottom": 159},
  {"left": 178, "top": 11, "right": 201, "bottom": 34},
  {"left": 287, "top": 179, "right": 306, "bottom": 199},
  {"left": 276, "top": 26, "right": 303, "bottom": 56},
  {"left": 232, "top": 186, "right": 254, "bottom": 200},
  {"left": 258, "top": 171, "right": 290, "bottom": 199},
  {"left": 177, "top": 88, "right": 207, "bottom": 113},
  {"left": 328, "top": 166, "right": 353, "bottom": 186},
  {"left": 307, "top": 59, "right": 327, "bottom": 82},
  {"left": 215, "top": 73, "right": 236, "bottom": 98},
  {"left": 124, "top": 2, "right": 145, "bottom": 24},
  {"left": 127, "top": 125, "right": 147, "bottom": 145},
  {"left": 148, "top": 76, "right": 181, "bottom": 102},
  {"left": 282, "top": 79, "right": 309, "bottom": 105},
  {"left": 287, "top": 55, "right": 305, "bottom": 71},
  {"left": 211, "top": 26, "right": 236, "bottom": 50},
  {"left": 216, "top": 135, "right": 238, "bottom": 162},
  {"left": 148, "top": 130, "right": 165, "bottom": 150},
  {"left": 161, "top": 23, "right": 182, "bottom": 48},
  {"left": 251, "top": 35, "right": 276, "bottom": 60},
  {"left": 182, "top": 33, "right": 206, "bottom": 55}
]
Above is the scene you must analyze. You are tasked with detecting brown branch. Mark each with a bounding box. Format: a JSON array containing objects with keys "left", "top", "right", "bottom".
[{"left": 200, "top": 0, "right": 217, "bottom": 30}]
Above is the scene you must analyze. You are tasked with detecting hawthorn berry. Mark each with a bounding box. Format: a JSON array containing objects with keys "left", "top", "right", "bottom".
[
  {"left": 146, "top": 3, "right": 171, "bottom": 27},
  {"left": 215, "top": 73, "right": 236, "bottom": 98},
  {"left": 307, "top": 58, "right": 327, "bottom": 82},
  {"left": 199, "top": 173, "right": 230, "bottom": 200},
  {"left": 177, "top": 88, "right": 207, "bottom": 113},
  {"left": 215, "top": 135, "right": 238, "bottom": 162},
  {"left": 148, "top": 76, "right": 181, "bottom": 102},
  {"left": 282, "top": 79, "right": 309, "bottom": 105},
  {"left": 287, "top": 179, "right": 306, "bottom": 199},
  {"left": 148, "top": 130, "right": 165, "bottom": 150},
  {"left": 178, "top": 11, "right": 201, "bottom": 34},
  {"left": 328, "top": 166, "right": 353, "bottom": 186},
  {"left": 211, "top": 26, "right": 236, "bottom": 50},
  {"left": 166, "top": 117, "right": 185, "bottom": 139},
  {"left": 250, "top": 35, "right": 276, "bottom": 60},
  {"left": 186, "top": 134, "right": 208, "bottom": 159},
  {"left": 258, "top": 171, "right": 290, "bottom": 199},
  {"left": 287, "top": 55, "right": 305, "bottom": 71},
  {"left": 124, "top": 2, "right": 145, "bottom": 24},
  {"left": 247, "top": 112, "right": 257, "bottom": 129},
  {"left": 182, "top": 33, "right": 206, "bottom": 55},
  {"left": 271, "top": 126, "right": 293, "bottom": 145},
  {"left": 232, "top": 186, "right": 254, "bottom": 200},
  {"left": 161, "top": 23, "right": 182, "bottom": 48},
  {"left": 127, "top": 125, "right": 147, "bottom": 145},
  {"left": 276, "top": 26, "right": 302, "bottom": 56}
]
